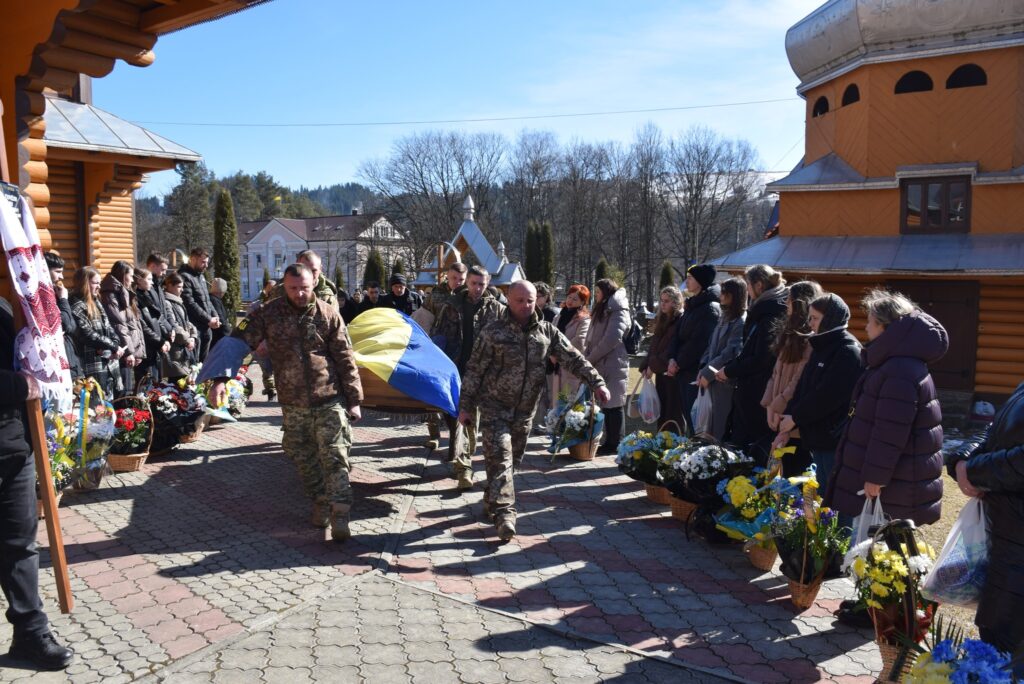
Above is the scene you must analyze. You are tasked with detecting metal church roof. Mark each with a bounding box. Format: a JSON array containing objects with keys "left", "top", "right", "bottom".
[
  {"left": 711, "top": 234, "right": 1024, "bottom": 275},
  {"left": 43, "top": 96, "right": 201, "bottom": 162}
]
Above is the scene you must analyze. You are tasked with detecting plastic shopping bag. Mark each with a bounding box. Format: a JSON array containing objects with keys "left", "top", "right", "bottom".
[
  {"left": 853, "top": 496, "right": 887, "bottom": 548},
  {"left": 921, "top": 498, "right": 989, "bottom": 608},
  {"left": 691, "top": 386, "right": 712, "bottom": 436},
  {"left": 637, "top": 376, "right": 660, "bottom": 424}
]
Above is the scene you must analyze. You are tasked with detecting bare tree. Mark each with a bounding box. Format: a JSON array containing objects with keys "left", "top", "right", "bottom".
[
  {"left": 503, "top": 130, "right": 560, "bottom": 260},
  {"left": 665, "top": 126, "right": 764, "bottom": 266}
]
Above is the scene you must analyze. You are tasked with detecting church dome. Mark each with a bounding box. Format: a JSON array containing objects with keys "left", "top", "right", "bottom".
[{"left": 787, "top": 0, "right": 1024, "bottom": 92}]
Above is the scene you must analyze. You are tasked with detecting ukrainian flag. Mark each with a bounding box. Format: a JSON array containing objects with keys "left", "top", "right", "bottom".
[{"left": 348, "top": 308, "right": 460, "bottom": 417}]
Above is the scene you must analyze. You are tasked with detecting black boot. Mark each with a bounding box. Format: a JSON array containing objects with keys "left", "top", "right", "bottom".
[{"left": 8, "top": 631, "right": 74, "bottom": 671}]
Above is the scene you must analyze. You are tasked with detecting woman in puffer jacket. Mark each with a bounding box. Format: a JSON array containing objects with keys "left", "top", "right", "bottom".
[
  {"left": 825, "top": 289, "right": 947, "bottom": 526},
  {"left": 697, "top": 277, "right": 747, "bottom": 441},
  {"left": 100, "top": 261, "right": 146, "bottom": 397},
  {"left": 946, "top": 382, "right": 1024, "bottom": 671},
  {"left": 162, "top": 272, "right": 199, "bottom": 382}
]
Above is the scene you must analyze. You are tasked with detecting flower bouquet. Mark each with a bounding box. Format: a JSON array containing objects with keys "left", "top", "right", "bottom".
[
  {"left": 843, "top": 519, "right": 938, "bottom": 681},
  {"left": 906, "top": 636, "right": 1015, "bottom": 683},
  {"left": 107, "top": 399, "right": 153, "bottom": 472},
  {"left": 770, "top": 470, "right": 850, "bottom": 609},
  {"left": 147, "top": 381, "right": 209, "bottom": 453},
  {"left": 545, "top": 387, "right": 604, "bottom": 461},
  {"left": 38, "top": 404, "right": 78, "bottom": 515},
  {"left": 65, "top": 378, "right": 116, "bottom": 490},
  {"left": 714, "top": 468, "right": 798, "bottom": 570},
  {"left": 661, "top": 442, "right": 752, "bottom": 521}
]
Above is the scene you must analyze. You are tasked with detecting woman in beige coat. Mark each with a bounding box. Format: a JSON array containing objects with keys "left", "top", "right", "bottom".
[
  {"left": 761, "top": 280, "right": 821, "bottom": 473},
  {"left": 554, "top": 285, "right": 592, "bottom": 400},
  {"left": 585, "top": 279, "right": 631, "bottom": 455}
]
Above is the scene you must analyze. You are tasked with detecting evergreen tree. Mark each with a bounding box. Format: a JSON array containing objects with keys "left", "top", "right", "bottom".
[
  {"left": 223, "top": 173, "right": 263, "bottom": 222},
  {"left": 524, "top": 221, "right": 542, "bottom": 281},
  {"left": 165, "top": 162, "right": 213, "bottom": 253},
  {"left": 213, "top": 189, "right": 242, "bottom": 316},
  {"left": 659, "top": 260, "right": 676, "bottom": 290},
  {"left": 391, "top": 257, "right": 406, "bottom": 276},
  {"left": 334, "top": 264, "right": 345, "bottom": 291},
  {"left": 594, "top": 257, "right": 610, "bottom": 283},
  {"left": 540, "top": 221, "right": 555, "bottom": 286},
  {"left": 262, "top": 266, "right": 271, "bottom": 287},
  {"left": 363, "top": 248, "right": 386, "bottom": 286}
]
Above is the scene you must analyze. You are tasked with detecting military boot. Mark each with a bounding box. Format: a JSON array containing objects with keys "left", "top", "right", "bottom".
[
  {"left": 330, "top": 507, "right": 351, "bottom": 542},
  {"left": 311, "top": 501, "right": 330, "bottom": 528},
  {"left": 457, "top": 469, "right": 474, "bottom": 490},
  {"left": 496, "top": 515, "right": 517, "bottom": 542}
]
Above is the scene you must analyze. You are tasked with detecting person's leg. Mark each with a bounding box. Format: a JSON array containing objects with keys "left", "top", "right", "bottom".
[
  {"left": 679, "top": 380, "right": 699, "bottom": 432},
  {"left": 312, "top": 403, "right": 354, "bottom": 540},
  {"left": 451, "top": 410, "right": 476, "bottom": 488},
  {"left": 280, "top": 406, "right": 326, "bottom": 523},
  {"left": 811, "top": 449, "right": 837, "bottom": 489},
  {"left": 709, "top": 382, "right": 734, "bottom": 442},
  {"left": 0, "top": 451, "right": 48, "bottom": 638},
  {"left": 198, "top": 328, "right": 212, "bottom": 363},
  {"left": 481, "top": 413, "right": 516, "bottom": 538},
  {"left": 600, "top": 406, "right": 624, "bottom": 453},
  {"left": 424, "top": 412, "right": 441, "bottom": 450}
]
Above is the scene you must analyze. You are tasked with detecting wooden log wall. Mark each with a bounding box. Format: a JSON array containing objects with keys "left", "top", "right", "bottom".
[
  {"left": 46, "top": 159, "right": 83, "bottom": 269},
  {"left": 786, "top": 272, "right": 1024, "bottom": 397},
  {"left": 89, "top": 166, "right": 141, "bottom": 272}
]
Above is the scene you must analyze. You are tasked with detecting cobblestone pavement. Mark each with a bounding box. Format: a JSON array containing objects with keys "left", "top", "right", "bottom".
[{"left": 0, "top": 367, "right": 880, "bottom": 683}]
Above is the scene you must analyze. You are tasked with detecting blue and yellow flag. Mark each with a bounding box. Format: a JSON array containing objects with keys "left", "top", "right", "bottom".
[{"left": 348, "top": 308, "right": 460, "bottom": 416}]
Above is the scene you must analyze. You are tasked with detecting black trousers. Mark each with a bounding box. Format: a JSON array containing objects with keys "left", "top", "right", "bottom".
[
  {"left": 603, "top": 406, "right": 625, "bottom": 448},
  {"left": 197, "top": 328, "right": 212, "bottom": 363},
  {"left": 0, "top": 448, "right": 48, "bottom": 638}
]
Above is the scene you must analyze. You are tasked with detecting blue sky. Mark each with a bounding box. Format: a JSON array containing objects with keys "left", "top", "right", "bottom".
[{"left": 95, "top": 0, "right": 822, "bottom": 197}]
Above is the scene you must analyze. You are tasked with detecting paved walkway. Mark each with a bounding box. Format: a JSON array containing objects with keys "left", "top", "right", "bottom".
[{"left": 1, "top": 368, "right": 881, "bottom": 683}]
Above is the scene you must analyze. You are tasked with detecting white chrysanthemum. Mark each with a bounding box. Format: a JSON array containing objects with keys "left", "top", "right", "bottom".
[
  {"left": 564, "top": 410, "right": 587, "bottom": 431},
  {"left": 907, "top": 555, "right": 933, "bottom": 576}
]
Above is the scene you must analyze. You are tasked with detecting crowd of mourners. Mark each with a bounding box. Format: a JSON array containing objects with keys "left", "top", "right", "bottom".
[{"left": 17, "top": 248, "right": 1024, "bottom": 667}]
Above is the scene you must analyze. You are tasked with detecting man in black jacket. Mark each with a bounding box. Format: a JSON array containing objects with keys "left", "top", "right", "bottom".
[
  {"left": 947, "top": 382, "right": 1024, "bottom": 672},
  {"left": 0, "top": 298, "right": 74, "bottom": 671},
  {"left": 380, "top": 274, "right": 422, "bottom": 315},
  {"left": 144, "top": 253, "right": 174, "bottom": 343},
  {"left": 177, "top": 248, "right": 221, "bottom": 362},
  {"left": 43, "top": 252, "right": 81, "bottom": 380}
]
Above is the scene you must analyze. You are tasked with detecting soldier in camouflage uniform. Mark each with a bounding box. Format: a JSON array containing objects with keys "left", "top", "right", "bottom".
[
  {"left": 267, "top": 250, "right": 338, "bottom": 309},
  {"left": 421, "top": 262, "right": 468, "bottom": 450},
  {"left": 433, "top": 265, "right": 506, "bottom": 490},
  {"left": 206, "top": 263, "right": 362, "bottom": 541},
  {"left": 459, "top": 281, "right": 609, "bottom": 541}
]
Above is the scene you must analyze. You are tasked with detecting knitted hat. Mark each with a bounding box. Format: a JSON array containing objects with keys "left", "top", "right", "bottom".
[
  {"left": 389, "top": 273, "right": 407, "bottom": 286},
  {"left": 687, "top": 264, "right": 717, "bottom": 290}
]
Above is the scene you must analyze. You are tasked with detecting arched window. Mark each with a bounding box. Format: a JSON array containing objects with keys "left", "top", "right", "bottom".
[
  {"left": 841, "top": 84, "right": 860, "bottom": 106},
  {"left": 895, "top": 70, "right": 933, "bottom": 94},
  {"left": 812, "top": 96, "right": 830, "bottom": 117},
  {"left": 946, "top": 64, "right": 987, "bottom": 89}
]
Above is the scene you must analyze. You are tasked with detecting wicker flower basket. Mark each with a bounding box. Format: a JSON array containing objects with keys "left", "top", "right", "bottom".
[
  {"left": 747, "top": 544, "right": 778, "bottom": 571},
  {"left": 179, "top": 414, "right": 209, "bottom": 444},
  {"left": 108, "top": 396, "right": 154, "bottom": 473},
  {"left": 645, "top": 484, "right": 672, "bottom": 505},
  {"left": 568, "top": 440, "right": 598, "bottom": 461},
  {"left": 37, "top": 491, "right": 63, "bottom": 519},
  {"left": 670, "top": 498, "right": 698, "bottom": 521},
  {"left": 787, "top": 578, "right": 823, "bottom": 610},
  {"left": 876, "top": 641, "right": 915, "bottom": 683}
]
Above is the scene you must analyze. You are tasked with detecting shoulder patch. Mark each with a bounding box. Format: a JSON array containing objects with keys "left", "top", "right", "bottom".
[{"left": 237, "top": 318, "right": 249, "bottom": 331}]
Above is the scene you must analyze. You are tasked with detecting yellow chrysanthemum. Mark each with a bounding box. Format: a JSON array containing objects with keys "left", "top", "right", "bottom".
[
  {"left": 869, "top": 582, "right": 889, "bottom": 597},
  {"left": 852, "top": 557, "right": 866, "bottom": 577}
]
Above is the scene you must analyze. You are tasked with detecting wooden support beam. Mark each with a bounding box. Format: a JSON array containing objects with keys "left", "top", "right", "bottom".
[
  {"left": 141, "top": 0, "right": 243, "bottom": 34},
  {"left": 88, "top": 0, "right": 142, "bottom": 26},
  {"left": 45, "top": 147, "right": 183, "bottom": 170},
  {"left": 60, "top": 13, "right": 156, "bottom": 50},
  {"left": 34, "top": 47, "right": 117, "bottom": 80},
  {"left": 58, "top": 29, "right": 156, "bottom": 67}
]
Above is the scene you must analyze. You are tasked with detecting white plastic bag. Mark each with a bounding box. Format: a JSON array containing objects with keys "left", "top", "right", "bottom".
[
  {"left": 921, "top": 498, "right": 989, "bottom": 608},
  {"left": 853, "top": 496, "right": 887, "bottom": 549},
  {"left": 691, "top": 386, "right": 712, "bottom": 435},
  {"left": 637, "top": 376, "right": 660, "bottom": 424}
]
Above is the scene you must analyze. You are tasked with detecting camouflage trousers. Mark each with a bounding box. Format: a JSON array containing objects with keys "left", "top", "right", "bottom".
[
  {"left": 281, "top": 401, "right": 353, "bottom": 513},
  {"left": 451, "top": 410, "right": 478, "bottom": 475},
  {"left": 480, "top": 412, "right": 532, "bottom": 520}
]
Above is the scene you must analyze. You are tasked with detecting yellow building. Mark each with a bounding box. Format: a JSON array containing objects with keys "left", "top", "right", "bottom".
[{"left": 715, "top": 0, "right": 1024, "bottom": 399}]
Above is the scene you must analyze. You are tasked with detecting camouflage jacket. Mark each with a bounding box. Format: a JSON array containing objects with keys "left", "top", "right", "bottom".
[
  {"left": 233, "top": 296, "right": 362, "bottom": 408},
  {"left": 423, "top": 282, "right": 454, "bottom": 317},
  {"left": 460, "top": 309, "right": 606, "bottom": 419},
  {"left": 431, "top": 289, "right": 505, "bottom": 373},
  {"left": 268, "top": 274, "right": 338, "bottom": 309}
]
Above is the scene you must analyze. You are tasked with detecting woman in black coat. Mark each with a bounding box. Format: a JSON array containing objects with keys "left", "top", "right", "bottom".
[
  {"left": 667, "top": 264, "right": 720, "bottom": 425},
  {"left": 134, "top": 268, "right": 168, "bottom": 384},
  {"left": 717, "top": 264, "right": 788, "bottom": 455},
  {"left": 947, "top": 382, "right": 1024, "bottom": 666},
  {"left": 44, "top": 252, "right": 83, "bottom": 380},
  {"left": 778, "top": 293, "right": 863, "bottom": 487}
]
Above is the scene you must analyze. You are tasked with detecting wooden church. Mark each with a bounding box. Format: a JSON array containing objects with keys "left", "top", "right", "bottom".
[
  {"left": 715, "top": 0, "right": 1024, "bottom": 400},
  {"left": 0, "top": 0, "right": 262, "bottom": 295}
]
